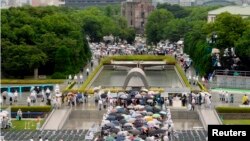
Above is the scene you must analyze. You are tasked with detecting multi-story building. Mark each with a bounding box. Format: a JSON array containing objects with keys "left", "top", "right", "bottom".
[
  {"left": 121, "top": 0, "right": 154, "bottom": 34},
  {"left": 64, "top": 0, "right": 125, "bottom": 8},
  {"left": 207, "top": 4, "right": 250, "bottom": 22},
  {"left": 0, "top": 0, "right": 65, "bottom": 9}
]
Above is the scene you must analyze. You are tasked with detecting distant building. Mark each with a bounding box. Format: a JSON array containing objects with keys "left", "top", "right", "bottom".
[
  {"left": 64, "top": 0, "right": 125, "bottom": 8},
  {"left": 121, "top": 0, "right": 154, "bottom": 34},
  {"left": 152, "top": 0, "right": 195, "bottom": 7},
  {"left": 0, "top": 0, "right": 65, "bottom": 8},
  {"left": 208, "top": 5, "right": 250, "bottom": 22}
]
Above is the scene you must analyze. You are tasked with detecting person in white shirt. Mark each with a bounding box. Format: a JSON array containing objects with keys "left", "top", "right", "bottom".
[
  {"left": 14, "top": 90, "right": 18, "bottom": 102},
  {"left": 98, "top": 99, "right": 103, "bottom": 111},
  {"left": 27, "top": 96, "right": 31, "bottom": 106},
  {"left": 86, "top": 68, "right": 90, "bottom": 76}
]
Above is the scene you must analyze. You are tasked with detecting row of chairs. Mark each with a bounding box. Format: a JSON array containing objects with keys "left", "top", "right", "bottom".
[
  {"left": 1, "top": 129, "right": 88, "bottom": 141},
  {"left": 168, "top": 130, "right": 207, "bottom": 141}
]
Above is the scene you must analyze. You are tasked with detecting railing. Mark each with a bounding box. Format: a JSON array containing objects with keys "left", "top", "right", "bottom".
[
  {"left": 40, "top": 109, "right": 55, "bottom": 130},
  {"left": 57, "top": 108, "right": 72, "bottom": 130},
  {"left": 215, "top": 70, "right": 250, "bottom": 77}
]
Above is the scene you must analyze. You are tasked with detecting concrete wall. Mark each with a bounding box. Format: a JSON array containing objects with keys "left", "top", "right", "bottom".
[
  {"left": 214, "top": 75, "right": 250, "bottom": 89},
  {"left": 171, "top": 110, "right": 199, "bottom": 119}
]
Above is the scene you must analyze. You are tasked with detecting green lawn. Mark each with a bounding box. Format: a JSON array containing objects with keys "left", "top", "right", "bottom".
[
  {"left": 223, "top": 120, "right": 250, "bottom": 125},
  {"left": 10, "top": 119, "right": 44, "bottom": 130}
]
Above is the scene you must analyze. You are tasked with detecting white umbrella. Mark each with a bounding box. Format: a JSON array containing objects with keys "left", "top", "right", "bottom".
[
  {"left": 148, "top": 91, "right": 155, "bottom": 95},
  {"left": 141, "top": 88, "right": 148, "bottom": 92}
]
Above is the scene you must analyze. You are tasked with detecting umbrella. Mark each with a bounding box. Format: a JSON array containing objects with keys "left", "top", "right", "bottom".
[
  {"left": 116, "top": 135, "right": 126, "bottom": 141},
  {"left": 119, "top": 119, "right": 127, "bottom": 125},
  {"left": 149, "top": 129, "right": 167, "bottom": 136},
  {"left": 141, "top": 91, "right": 147, "bottom": 95},
  {"left": 109, "top": 127, "right": 120, "bottom": 133},
  {"left": 147, "top": 112, "right": 153, "bottom": 116},
  {"left": 106, "top": 115, "right": 116, "bottom": 121},
  {"left": 127, "top": 105, "right": 134, "bottom": 109},
  {"left": 124, "top": 123, "right": 133, "bottom": 127},
  {"left": 147, "top": 99, "right": 154, "bottom": 103},
  {"left": 141, "top": 88, "right": 148, "bottom": 92},
  {"left": 116, "top": 106, "right": 122, "bottom": 109},
  {"left": 144, "top": 116, "right": 153, "bottom": 121},
  {"left": 153, "top": 106, "right": 161, "bottom": 113},
  {"left": 112, "top": 120, "right": 120, "bottom": 126},
  {"left": 129, "top": 129, "right": 141, "bottom": 135},
  {"left": 128, "top": 118, "right": 136, "bottom": 123},
  {"left": 100, "top": 93, "right": 107, "bottom": 98},
  {"left": 119, "top": 94, "right": 128, "bottom": 99},
  {"left": 134, "top": 119, "right": 144, "bottom": 127},
  {"left": 105, "top": 135, "right": 115, "bottom": 141},
  {"left": 145, "top": 105, "right": 153, "bottom": 112},
  {"left": 148, "top": 91, "right": 155, "bottom": 95},
  {"left": 116, "top": 115, "right": 124, "bottom": 121},
  {"left": 152, "top": 114, "right": 161, "bottom": 118},
  {"left": 105, "top": 122, "right": 115, "bottom": 128},
  {"left": 159, "top": 111, "right": 167, "bottom": 115},
  {"left": 135, "top": 94, "right": 142, "bottom": 99}
]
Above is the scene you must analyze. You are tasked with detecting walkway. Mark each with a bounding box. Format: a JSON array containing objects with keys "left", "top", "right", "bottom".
[
  {"left": 198, "top": 108, "right": 221, "bottom": 130},
  {"left": 42, "top": 109, "right": 71, "bottom": 130}
]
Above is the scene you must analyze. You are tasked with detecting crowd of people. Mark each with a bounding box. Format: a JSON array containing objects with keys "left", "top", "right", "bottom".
[{"left": 95, "top": 89, "right": 176, "bottom": 141}]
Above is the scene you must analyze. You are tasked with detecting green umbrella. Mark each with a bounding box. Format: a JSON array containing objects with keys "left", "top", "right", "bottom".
[
  {"left": 105, "top": 135, "right": 115, "bottom": 141},
  {"left": 152, "top": 113, "right": 161, "bottom": 118}
]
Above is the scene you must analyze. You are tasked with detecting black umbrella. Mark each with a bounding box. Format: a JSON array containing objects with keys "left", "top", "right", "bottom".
[
  {"left": 145, "top": 105, "right": 153, "bottom": 112},
  {"left": 149, "top": 129, "right": 167, "bottom": 136},
  {"left": 134, "top": 119, "right": 144, "bottom": 128},
  {"left": 112, "top": 120, "right": 120, "bottom": 126},
  {"left": 129, "top": 129, "right": 141, "bottom": 135},
  {"left": 119, "top": 119, "right": 127, "bottom": 125},
  {"left": 116, "top": 115, "right": 124, "bottom": 121},
  {"left": 153, "top": 106, "right": 161, "bottom": 113},
  {"left": 109, "top": 127, "right": 120, "bottom": 133},
  {"left": 105, "top": 122, "right": 115, "bottom": 128},
  {"left": 101, "top": 93, "right": 107, "bottom": 98},
  {"left": 123, "top": 126, "right": 133, "bottom": 131},
  {"left": 106, "top": 115, "right": 116, "bottom": 121}
]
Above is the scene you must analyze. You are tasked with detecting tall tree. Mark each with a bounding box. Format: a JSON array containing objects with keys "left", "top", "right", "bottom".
[{"left": 146, "top": 9, "right": 174, "bottom": 45}]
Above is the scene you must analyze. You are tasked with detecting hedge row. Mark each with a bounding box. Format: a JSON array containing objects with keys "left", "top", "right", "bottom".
[
  {"left": 63, "top": 81, "right": 76, "bottom": 92},
  {"left": 216, "top": 107, "right": 250, "bottom": 113},
  {"left": 197, "top": 81, "right": 208, "bottom": 92},
  {"left": 11, "top": 106, "right": 52, "bottom": 112},
  {"left": 1, "top": 79, "right": 64, "bottom": 84},
  {"left": 175, "top": 64, "right": 191, "bottom": 88},
  {"left": 101, "top": 55, "right": 176, "bottom": 65}
]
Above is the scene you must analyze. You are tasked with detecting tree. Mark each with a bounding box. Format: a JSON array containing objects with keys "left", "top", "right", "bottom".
[
  {"left": 146, "top": 9, "right": 174, "bottom": 45},
  {"left": 157, "top": 3, "right": 190, "bottom": 18},
  {"left": 54, "top": 46, "right": 72, "bottom": 73},
  {"left": 164, "top": 19, "right": 191, "bottom": 42},
  {"left": 235, "top": 27, "right": 250, "bottom": 70},
  {"left": 207, "top": 12, "right": 247, "bottom": 49},
  {"left": 1, "top": 45, "right": 47, "bottom": 78},
  {"left": 82, "top": 16, "right": 103, "bottom": 42}
]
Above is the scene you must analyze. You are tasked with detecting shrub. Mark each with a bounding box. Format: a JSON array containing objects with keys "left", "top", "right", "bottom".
[
  {"left": 216, "top": 107, "right": 250, "bottom": 113},
  {"left": 51, "top": 72, "right": 66, "bottom": 79},
  {"left": 63, "top": 81, "right": 76, "bottom": 92},
  {"left": 1, "top": 79, "right": 64, "bottom": 84},
  {"left": 175, "top": 64, "right": 191, "bottom": 88},
  {"left": 11, "top": 106, "right": 52, "bottom": 112},
  {"left": 197, "top": 81, "right": 208, "bottom": 92},
  {"left": 101, "top": 55, "right": 176, "bottom": 65}
]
